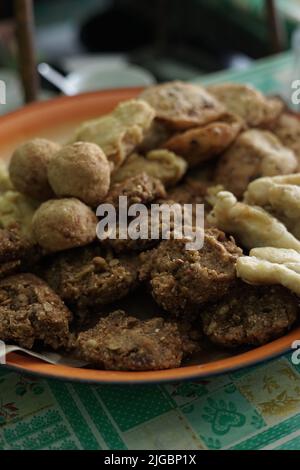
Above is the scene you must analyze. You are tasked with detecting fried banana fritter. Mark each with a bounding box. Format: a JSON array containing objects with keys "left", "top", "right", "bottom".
[
  {"left": 0, "top": 273, "right": 72, "bottom": 349},
  {"left": 41, "top": 245, "right": 138, "bottom": 310},
  {"left": 207, "top": 83, "right": 283, "bottom": 128},
  {"left": 73, "top": 310, "right": 200, "bottom": 370},
  {"left": 273, "top": 112, "right": 300, "bottom": 170},
  {"left": 139, "top": 228, "right": 242, "bottom": 316},
  {"left": 215, "top": 129, "right": 297, "bottom": 198},
  {"left": 163, "top": 113, "right": 243, "bottom": 168},
  {"left": 139, "top": 81, "right": 225, "bottom": 130},
  {"left": 202, "top": 282, "right": 298, "bottom": 347}
]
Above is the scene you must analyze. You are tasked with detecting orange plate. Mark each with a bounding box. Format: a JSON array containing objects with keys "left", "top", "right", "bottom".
[{"left": 0, "top": 88, "right": 299, "bottom": 384}]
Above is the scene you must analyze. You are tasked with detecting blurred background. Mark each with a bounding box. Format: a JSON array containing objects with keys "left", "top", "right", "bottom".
[{"left": 1, "top": 0, "right": 300, "bottom": 112}]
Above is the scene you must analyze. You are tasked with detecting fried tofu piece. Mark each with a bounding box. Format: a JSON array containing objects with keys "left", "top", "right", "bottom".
[
  {"left": 139, "top": 228, "right": 242, "bottom": 316},
  {"left": 163, "top": 113, "right": 244, "bottom": 167},
  {"left": 202, "top": 282, "right": 298, "bottom": 347},
  {"left": 208, "top": 191, "right": 300, "bottom": 251},
  {"left": 73, "top": 310, "right": 185, "bottom": 370},
  {"left": 71, "top": 99, "right": 155, "bottom": 169},
  {"left": 111, "top": 149, "right": 187, "bottom": 188},
  {"left": 215, "top": 130, "right": 297, "bottom": 198},
  {"left": 207, "top": 83, "right": 283, "bottom": 127},
  {"left": 244, "top": 174, "right": 300, "bottom": 239},
  {"left": 41, "top": 245, "right": 138, "bottom": 310},
  {"left": 139, "top": 81, "right": 225, "bottom": 130},
  {"left": 0, "top": 273, "right": 72, "bottom": 349},
  {"left": 104, "top": 172, "right": 166, "bottom": 208},
  {"left": 273, "top": 112, "right": 300, "bottom": 170},
  {"left": 236, "top": 247, "right": 300, "bottom": 296}
]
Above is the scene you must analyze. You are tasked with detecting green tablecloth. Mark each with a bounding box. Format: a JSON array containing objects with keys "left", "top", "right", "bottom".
[{"left": 1, "top": 52, "right": 300, "bottom": 451}]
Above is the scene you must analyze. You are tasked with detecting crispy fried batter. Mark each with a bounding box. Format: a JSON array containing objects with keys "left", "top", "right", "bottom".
[
  {"left": 207, "top": 83, "right": 283, "bottom": 127},
  {"left": 41, "top": 245, "right": 138, "bottom": 310},
  {"left": 104, "top": 172, "right": 166, "bottom": 208},
  {"left": 73, "top": 310, "right": 199, "bottom": 370},
  {"left": 71, "top": 99, "right": 155, "bottom": 169},
  {"left": 163, "top": 113, "right": 243, "bottom": 167},
  {"left": 112, "top": 149, "right": 187, "bottom": 187},
  {"left": 202, "top": 282, "right": 298, "bottom": 347},
  {"left": 208, "top": 191, "right": 300, "bottom": 250},
  {"left": 236, "top": 247, "right": 300, "bottom": 296},
  {"left": 0, "top": 190, "right": 39, "bottom": 239},
  {"left": 0, "top": 273, "right": 72, "bottom": 349},
  {"left": 0, "top": 228, "right": 37, "bottom": 278},
  {"left": 139, "top": 81, "right": 225, "bottom": 130},
  {"left": 215, "top": 129, "right": 297, "bottom": 198},
  {"left": 138, "top": 120, "right": 173, "bottom": 152},
  {"left": 139, "top": 228, "right": 242, "bottom": 316}
]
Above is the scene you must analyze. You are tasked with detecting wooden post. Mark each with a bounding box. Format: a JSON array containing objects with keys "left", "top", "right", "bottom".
[
  {"left": 14, "top": 0, "right": 39, "bottom": 103},
  {"left": 265, "top": 0, "right": 286, "bottom": 54}
]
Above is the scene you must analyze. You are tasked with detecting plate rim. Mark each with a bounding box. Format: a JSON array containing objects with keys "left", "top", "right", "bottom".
[{"left": 0, "top": 88, "right": 299, "bottom": 384}]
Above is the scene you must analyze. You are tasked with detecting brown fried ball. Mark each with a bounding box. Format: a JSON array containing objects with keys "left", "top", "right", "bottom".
[
  {"left": 202, "top": 282, "right": 298, "bottom": 348},
  {"left": 0, "top": 273, "right": 72, "bottom": 349},
  {"left": 9, "top": 138, "right": 61, "bottom": 201},
  {"left": 139, "top": 228, "right": 242, "bottom": 316},
  {"left": 73, "top": 310, "right": 184, "bottom": 370},
  {"left": 41, "top": 245, "right": 138, "bottom": 310},
  {"left": 48, "top": 142, "right": 111, "bottom": 206},
  {"left": 32, "top": 198, "right": 97, "bottom": 252}
]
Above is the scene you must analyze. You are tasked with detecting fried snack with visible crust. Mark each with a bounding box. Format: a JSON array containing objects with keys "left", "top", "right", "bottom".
[
  {"left": 138, "top": 120, "right": 173, "bottom": 152},
  {"left": 244, "top": 174, "right": 300, "bottom": 239},
  {"left": 208, "top": 191, "right": 300, "bottom": 251},
  {"left": 0, "top": 162, "right": 13, "bottom": 193},
  {"left": 163, "top": 113, "right": 244, "bottom": 167},
  {"left": 48, "top": 142, "right": 111, "bottom": 206},
  {"left": 207, "top": 83, "right": 283, "bottom": 127},
  {"left": 32, "top": 198, "right": 97, "bottom": 252},
  {"left": 41, "top": 245, "right": 138, "bottom": 310},
  {"left": 73, "top": 310, "right": 182, "bottom": 370},
  {"left": 139, "top": 81, "right": 225, "bottom": 130},
  {"left": 273, "top": 113, "right": 300, "bottom": 170},
  {"left": 73, "top": 310, "right": 201, "bottom": 370},
  {"left": 215, "top": 129, "right": 297, "bottom": 198},
  {"left": 139, "top": 228, "right": 242, "bottom": 316},
  {"left": 112, "top": 149, "right": 187, "bottom": 188},
  {"left": 0, "top": 228, "right": 37, "bottom": 278},
  {"left": 0, "top": 273, "right": 72, "bottom": 349},
  {"left": 70, "top": 99, "right": 155, "bottom": 169},
  {"left": 104, "top": 172, "right": 166, "bottom": 208},
  {"left": 202, "top": 282, "right": 298, "bottom": 348},
  {"left": 9, "top": 138, "right": 61, "bottom": 201}
]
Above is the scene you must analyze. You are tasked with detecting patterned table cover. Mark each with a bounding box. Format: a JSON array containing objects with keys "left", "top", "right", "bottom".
[{"left": 1, "top": 52, "right": 300, "bottom": 451}]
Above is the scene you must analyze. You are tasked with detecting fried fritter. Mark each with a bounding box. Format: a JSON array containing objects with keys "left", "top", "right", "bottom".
[
  {"left": 202, "top": 282, "right": 298, "bottom": 347},
  {"left": 208, "top": 190, "right": 300, "bottom": 251},
  {"left": 0, "top": 273, "right": 72, "bottom": 349},
  {"left": 104, "top": 172, "right": 166, "bottom": 208},
  {"left": 71, "top": 99, "right": 155, "bottom": 169},
  {"left": 139, "top": 228, "right": 242, "bottom": 316},
  {"left": 207, "top": 83, "right": 283, "bottom": 128},
  {"left": 163, "top": 113, "right": 243, "bottom": 167},
  {"left": 215, "top": 129, "right": 297, "bottom": 198},
  {"left": 111, "top": 149, "right": 187, "bottom": 188},
  {"left": 138, "top": 120, "right": 173, "bottom": 152},
  {"left": 41, "top": 245, "right": 138, "bottom": 310},
  {"left": 139, "top": 81, "right": 225, "bottom": 130},
  {"left": 73, "top": 310, "right": 199, "bottom": 370},
  {"left": 0, "top": 228, "right": 37, "bottom": 278}
]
